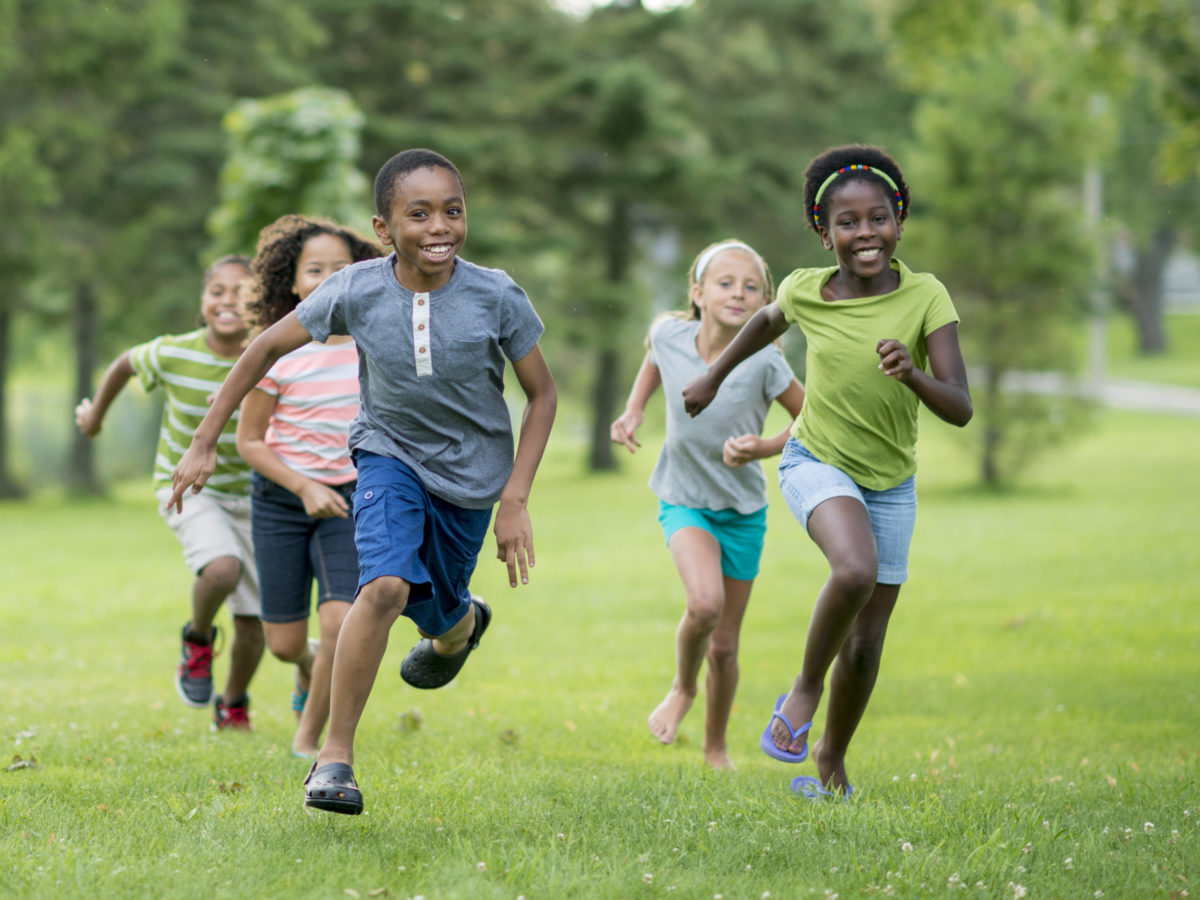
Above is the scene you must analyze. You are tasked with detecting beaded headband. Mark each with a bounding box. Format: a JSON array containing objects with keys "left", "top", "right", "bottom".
[
  {"left": 693, "top": 240, "right": 762, "bottom": 282},
  {"left": 811, "top": 164, "right": 904, "bottom": 226}
]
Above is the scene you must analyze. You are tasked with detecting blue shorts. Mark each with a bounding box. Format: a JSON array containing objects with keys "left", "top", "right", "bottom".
[
  {"left": 352, "top": 451, "right": 492, "bottom": 637},
  {"left": 657, "top": 501, "right": 768, "bottom": 581},
  {"left": 251, "top": 473, "right": 359, "bottom": 624},
  {"left": 777, "top": 439, "right": 916, "bottom": 585}
]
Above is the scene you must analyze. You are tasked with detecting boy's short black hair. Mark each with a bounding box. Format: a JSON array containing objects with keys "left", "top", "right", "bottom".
[
  {"left": 803, "top": 144, "right": 910, "bottom": 232},
  {"left": 374, "top": 149, "right": 465, "bottom": 217}
]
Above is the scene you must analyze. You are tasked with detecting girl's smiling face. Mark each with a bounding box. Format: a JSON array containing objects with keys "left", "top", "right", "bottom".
[
  {"left": 692, "top": 249, "right": 767, "bottom": 329},
  {"left": 201, "top": 262, "right": 252, "bottom": 339},
  {"left": 819, "top": 178, "right": 902, "bottom": 284},
  {"left": 292, "top": 233, "right": 354, "bottom": 301},
  {"left": 372, "top": 165, "right": 467, "bottom": 293}
]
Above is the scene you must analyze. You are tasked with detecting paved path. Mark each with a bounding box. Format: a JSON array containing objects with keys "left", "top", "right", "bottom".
[{"left": 998, "top": 372, "right": 1200, "bottom": 417}]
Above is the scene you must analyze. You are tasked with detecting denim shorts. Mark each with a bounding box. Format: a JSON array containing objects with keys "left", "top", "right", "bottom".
[
  {"left": 155, "top": 487, "right": 260, "bottom": 617},
  {"left": 250, "top": 473, "right": 359, "bottom": 624},
  {"left": 657, "top": 500, "right": 768, "bottom": 581},
  {"left": 777, "top": 439, "right": 916, "bottom": 585},
  {"left": 352, "top": 450, "right": 492, "bottom": 637}
]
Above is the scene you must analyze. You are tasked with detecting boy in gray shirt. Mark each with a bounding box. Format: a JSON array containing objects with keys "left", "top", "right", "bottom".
[{"left": 169, "top": 149, "right": 557, "bottom": 815}]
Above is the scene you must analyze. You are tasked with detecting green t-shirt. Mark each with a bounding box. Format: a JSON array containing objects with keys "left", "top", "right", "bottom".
[
  {"left": 128, "top": 328, "right": 251, "bottom": 497},
  {"left": 776, "top": 258, "right": 959, "bottom": 490}
]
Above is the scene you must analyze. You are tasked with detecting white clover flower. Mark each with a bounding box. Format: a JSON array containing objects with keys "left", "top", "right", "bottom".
[
  {"left": 643, "top": 873, "right": 653, "bottom": 884},
  {"left": 476, "top": 861, "right": 486, "bottom": 871},
  {"left": 901, "top": 842, "right": 914, "bottom": 852},
  {"left": 1094, "top": 892, "right": 1104, "bottom": 899},
  {"left": 1144, "top": 822, "right": 1154, "bottom": 834},
  {"left": 1064, "top": 857, "right": 1073, "bottom": 869},
  {"left": 1022, "top": 843, "right": 1032, "bottom": 854}
]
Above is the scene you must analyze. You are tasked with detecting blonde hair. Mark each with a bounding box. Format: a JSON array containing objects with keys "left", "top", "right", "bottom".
[{"left": 682, "top": 238, "right": 774, "bottom": 321}]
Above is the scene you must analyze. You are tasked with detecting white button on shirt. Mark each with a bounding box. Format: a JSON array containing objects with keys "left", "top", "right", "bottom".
[{"left": 412, "top": 292, "right": 432, "bottom": 375}]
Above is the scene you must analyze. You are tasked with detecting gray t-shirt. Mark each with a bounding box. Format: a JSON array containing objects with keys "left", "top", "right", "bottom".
[
  {"left": 648, "top": 316, "right": 796, "bottom": 514},
  {"left": 297, "top": 255, "right": 544, "bottom": 509}
]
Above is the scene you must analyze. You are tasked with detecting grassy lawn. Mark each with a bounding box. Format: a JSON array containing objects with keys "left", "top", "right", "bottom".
[
  {"left": 1102, "top": 312, "right": 1200, "bottom": 388},
  {"left": 1, "top": 405, "right": 1197, "bottom": 899}
]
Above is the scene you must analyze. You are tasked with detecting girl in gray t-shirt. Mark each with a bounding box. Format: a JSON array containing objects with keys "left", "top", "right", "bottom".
[{"left": 610, "top": 239, "right": 805, "bottom": 770}]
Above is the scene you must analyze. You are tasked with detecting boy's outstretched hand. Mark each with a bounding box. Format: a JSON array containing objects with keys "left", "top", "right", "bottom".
[
  {"left": 167, "top": 439, "right": 217, "bottom": 514},
  {"left": 75, "top": 398, "right": 101, "bottom": 438},
  {"left": 494, "top": 497, "right": 534, "bottom": 588}
]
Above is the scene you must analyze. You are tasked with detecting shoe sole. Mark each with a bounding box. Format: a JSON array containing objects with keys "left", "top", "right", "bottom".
[{"left": 175, "top": 672, "right": 213, "bottom": 709}]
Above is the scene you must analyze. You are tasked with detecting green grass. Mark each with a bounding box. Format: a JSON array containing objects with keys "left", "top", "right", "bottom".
[
  {"left": 1, "top": 408, "right": 1197, "bottom": 899},
  {"left": 1102, "top": 311, "right": 1200, "bottom": 388}
]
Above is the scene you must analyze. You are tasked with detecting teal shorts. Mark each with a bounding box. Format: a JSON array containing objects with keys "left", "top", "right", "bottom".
[{"left": 657, "top": 500, "right": 768, "bottom": 581}]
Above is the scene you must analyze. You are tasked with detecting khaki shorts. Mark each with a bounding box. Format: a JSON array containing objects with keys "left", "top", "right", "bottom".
[{"left": 156, "top": 487, "right": 260, "bottom": 617}]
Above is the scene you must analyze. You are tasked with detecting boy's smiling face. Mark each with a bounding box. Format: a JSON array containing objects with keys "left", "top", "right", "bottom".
[{"left": 373, "top": 165, "right": 467, "bottom": 293}]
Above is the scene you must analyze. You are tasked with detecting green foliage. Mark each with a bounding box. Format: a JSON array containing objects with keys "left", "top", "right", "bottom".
[
  {"left": 207, "top": 87, "right": 373, "bottom": 255},
  {"left": 2, "top": 409, "right": 1197, "bottom": 897},
  {"left": 887, "top": 6, "right": 1104, "bottom": 484}
]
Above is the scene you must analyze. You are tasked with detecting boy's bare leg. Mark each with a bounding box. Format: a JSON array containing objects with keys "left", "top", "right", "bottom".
[
  {"left": 293, "top": 600, "right": 350, "bottom": 756},
  {"left": 648, "top": 528, "right": 724, "bottom": 745},
  {"left": 424, "top": 600, "right": 476, "bottom": 655},
  {"left": 316, "top": 577, "right": 409, "bottom": 767},
  {"left": 702, "top": 576, "right": 753, "bottom": 770},
  {"left": 772, "top": 497, "right": 877, "bottom": 755},
  {"left": 224, "top": 614, "right": 264, "bottom": 701},
  {"left": 811, "top": 583, "right": 900, "bottom": 793},
  {"left": 187, "top": 555, "right": 240, "bottom": 639}
]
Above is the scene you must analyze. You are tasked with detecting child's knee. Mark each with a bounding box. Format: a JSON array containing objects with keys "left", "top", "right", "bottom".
[
  {"left": 358, "top": 576, "right": 409, "bottom": 619},
  {"left": 199, "top": 555, "right": 241, "bottom": 593},
  {"left": 706, "top": 635, "right": 739, "bottom": 670},
  {"left": 684, "top": 593, "right": 724, "bottom": 632},
  {"left": 829, "top": 559, "right": 877, "bottom": 602},
  {"left": 263, "top": 623, "right": 307, "bottom": 662},
  {"left": 231, "top": 614, "right": 265, "bottom": 649}
]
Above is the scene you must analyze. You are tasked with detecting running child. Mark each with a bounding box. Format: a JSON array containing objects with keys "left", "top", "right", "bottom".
[
  {"left": 168, "top": 148, "right": 557, "bottom": 814},
  {"left": 682, "top": 146, "right": 972, "bottom": 798},
  {"left": 610, "top": 239, "right": 804, "bottom": 770},
  {"left": 75, "top": 255, "right": 265, "bottom": 730},
  {"left": 236, "top": 215, "right": 382, "bottom": 758}
]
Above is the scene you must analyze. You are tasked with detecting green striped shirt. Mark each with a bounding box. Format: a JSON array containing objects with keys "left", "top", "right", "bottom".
[{"left": 128, "top": 328, "right": 250, "bottom": 497}]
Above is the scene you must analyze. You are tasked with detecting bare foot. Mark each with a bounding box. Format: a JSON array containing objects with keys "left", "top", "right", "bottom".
[
  {"left": 703, "top": 745, "right": 736, "bottom": 771},
  {"left": 810, "top": 738, "right": 851, "bottom": 794},
  {"left": 292, "top": 742, "right": 319, "bottom": 759},
  {"left": 647, "top": 687, "right": 694, "bottom": 744},
  {"left": 770, "top": 690, "right": 819, "bottom": 756}
]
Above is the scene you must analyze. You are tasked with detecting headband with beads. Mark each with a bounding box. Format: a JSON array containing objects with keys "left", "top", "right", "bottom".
[{"left": 811, "top": 164, "right": 904, "bottom": 226}]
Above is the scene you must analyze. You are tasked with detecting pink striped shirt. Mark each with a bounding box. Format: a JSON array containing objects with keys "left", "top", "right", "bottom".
[{"left": 257, "top": 341, "right": 359, "bottom": 485}]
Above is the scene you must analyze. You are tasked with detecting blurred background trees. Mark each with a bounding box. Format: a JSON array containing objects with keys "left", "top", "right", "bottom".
[{"left": 3, "top": 0, "right": 1197, "bottom": 495}]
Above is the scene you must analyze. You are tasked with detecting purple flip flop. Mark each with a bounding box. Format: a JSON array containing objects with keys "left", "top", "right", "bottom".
[{"left": 760, "top": 693, "right": 811, "bottom": 763}]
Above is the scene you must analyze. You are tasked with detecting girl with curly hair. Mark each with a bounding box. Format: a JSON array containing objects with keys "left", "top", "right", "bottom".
[{"left": 237, "top": 215, "right": 381, "bottom": 757}]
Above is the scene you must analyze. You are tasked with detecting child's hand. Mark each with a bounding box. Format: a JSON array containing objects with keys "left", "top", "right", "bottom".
[
  {"left": 167, "top": 441, "right": 217, "bottom": 513},
  {"left": 297, "top": 480, "right": 350, "bottom": 519},
  {"left": 682, "top": 374, "right": 717, "bottom": 417},
  {"left": 494, "top": 498, "right": 535, "bottom": 588},
  {"left": 876, "top": 339, "right": 914, "bottom": 383},
  {"left": 610, "top": 410, "right": 644, "bottom": 453},
  {"left": 723, "top": 433, "right": 761, "bottom": 467},
  {"left": 75, "top": 398, "right": 101, "bottom": 437}
]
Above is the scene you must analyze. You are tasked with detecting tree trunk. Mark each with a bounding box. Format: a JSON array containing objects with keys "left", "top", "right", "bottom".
[
  {"left": 68, "top": 281, "right": 103, "bottom": 494},
  {"left": 588, "top": 194, "right": 632, "bottom": 471},
  {"left": 1128, "top": 224, "right": 1175, "bottom": 355},
  {"left": 980, "top": 363, "right": 1002, "bottom": 487},
  {"left": 0, "top": 306, "right": 26, "bottom": 498}
]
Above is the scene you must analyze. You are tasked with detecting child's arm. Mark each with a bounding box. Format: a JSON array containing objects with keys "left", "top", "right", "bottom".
[
  {"left": 494, "top": 344, "right": 557, "bottom": 589},
  {"left": 610, "top": 351, "right": 661, "bottom": 454},
  {"left": 75, "top": 350, "right": 136, "bottom": 438},
  {"left": 236, "top": 388, "right": 349, "bottom": 519},
  {"left": 683, "top": 303, "right": 790, "bottom": 417},
  {"left": 723, "top": 377, "right": 806, "bottom": 467},
  {"left": 167, "top": 312, "right": 312, "bottom": 512},
  {"left": 876, "top": 322, "right": 972, "bottom": 426}
]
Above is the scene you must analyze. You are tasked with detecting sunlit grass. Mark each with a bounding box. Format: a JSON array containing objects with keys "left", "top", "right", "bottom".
[{"left": 1, "top": 407, "right": 1196, "bottom": 899}]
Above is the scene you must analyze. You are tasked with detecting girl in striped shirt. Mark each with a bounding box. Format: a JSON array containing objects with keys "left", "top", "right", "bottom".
[
  {"left": 237, "top": 215, "right": 381, "bottom": 758},
  {"left": 76, "top": 255, "right": 265, "bottom": 730}
]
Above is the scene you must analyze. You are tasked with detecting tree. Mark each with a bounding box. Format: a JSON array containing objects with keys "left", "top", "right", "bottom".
[
  {"left": 901, "top": 27, "right": 1100, "bottom": 484},
  {"left": 207, "top": 87, "right": 373, "bottom": 255}
]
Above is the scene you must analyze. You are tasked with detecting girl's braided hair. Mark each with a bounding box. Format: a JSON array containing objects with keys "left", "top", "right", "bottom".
[
  {"left": 248, "top": 215, "right": 382, "bottom": 327},
  {"left": 803, "top": 144, "right": 910, "bottom": 233}
]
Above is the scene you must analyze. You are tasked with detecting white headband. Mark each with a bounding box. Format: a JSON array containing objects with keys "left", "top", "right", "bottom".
[{"left": 694, "top": 241, "right": 760, "bottom": 282}]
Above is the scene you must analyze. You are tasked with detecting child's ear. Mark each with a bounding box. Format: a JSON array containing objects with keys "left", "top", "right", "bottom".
[
  {"left": 371, "top": 215, "right": 393, "bottom": 247},
  {"left": 818, "top": 226, "right": 833, "bottom": 252}
]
